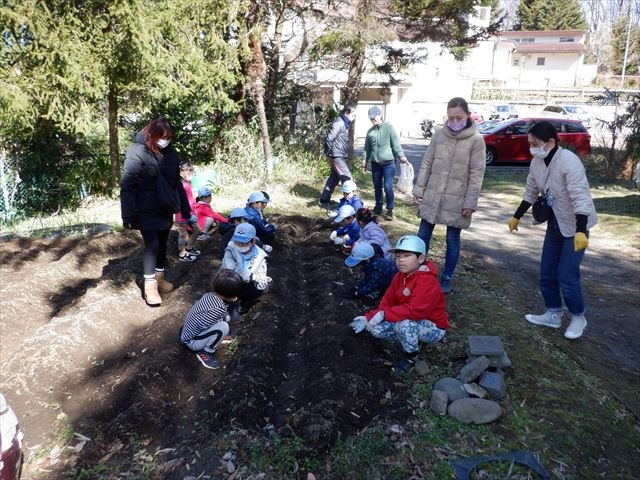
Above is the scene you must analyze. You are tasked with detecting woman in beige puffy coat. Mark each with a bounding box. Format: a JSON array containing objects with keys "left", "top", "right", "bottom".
[{"left": 412, "top": 97, "right": 486, "bottom": 294}]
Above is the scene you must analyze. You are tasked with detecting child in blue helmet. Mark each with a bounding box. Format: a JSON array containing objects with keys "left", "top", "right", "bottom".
[
  {"left": 245, "top": 191, "right": 276, "bottom": 246},
  {"left": 329, "top": 204, "right": 360, "bottom": 254},
  {"left": 345, "top": 241, "right": 397, "bottom": 301},
  {"left": 327, "top": 180, "right": 364, "bottom": 218},
  {"left": 350, "top": 235, "right": 449, "bottom": 372},
  {"left": 221, "top": 223, "right": 271, "bottom": 320}
]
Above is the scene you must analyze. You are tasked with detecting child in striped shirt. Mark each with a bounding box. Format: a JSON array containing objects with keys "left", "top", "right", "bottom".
[{"left": 180, "top": 269, "right": 243, "bottom": 369}]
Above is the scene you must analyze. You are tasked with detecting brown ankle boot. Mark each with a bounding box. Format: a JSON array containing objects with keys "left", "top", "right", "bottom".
[
  {"left": 155, "top": 272, "right": 174, "bottom": 292},
  {"left": 144, "top": 281, "right": 162, "bottom": 306}
]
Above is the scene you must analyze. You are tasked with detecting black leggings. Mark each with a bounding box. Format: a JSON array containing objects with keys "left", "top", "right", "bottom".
[{"left": 140, "top": 229, "right": 170, "bottom": 275}]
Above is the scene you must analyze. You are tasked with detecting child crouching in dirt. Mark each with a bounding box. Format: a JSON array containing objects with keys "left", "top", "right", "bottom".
[
  {"left": 221, "top": 223, "right": 271, "bottom": 321},
  {"left": 195, "top": 186, "right": 228, "bottom": 240},
  {"left": 350, "top": 235, "right": 449, "bottom": 372},
  {"left": 180, "top": 269, "right": 243, "bottom": 370},
  {"left": 329, "top": 204, "right": 360, "bottom": 254},
  {"left": 345, "top": 242, "right": 397, "bottom": 301}
]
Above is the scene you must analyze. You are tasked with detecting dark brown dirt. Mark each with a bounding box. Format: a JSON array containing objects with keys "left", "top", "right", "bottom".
[{"left": 0, "top": 215, "right": 445, "bottom": 477}]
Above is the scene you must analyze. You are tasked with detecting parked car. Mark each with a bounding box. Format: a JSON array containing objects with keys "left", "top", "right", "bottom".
[
  {"left": 0, "top": 394, "right": 23, "bottom": 480},
  {"left": 469, "top": 108, "right": 484, "bottom": 124},
  {"left": 541, "top": 104, "right": 592, "bottom": 128},
  {"left": 487, "top": 103, "right": 519, "bottom": 121},
  {"left": 480, "top": 117, "right": 591, "bottom": 165}
]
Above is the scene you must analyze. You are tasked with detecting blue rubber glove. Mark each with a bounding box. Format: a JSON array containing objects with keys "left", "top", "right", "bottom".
[
  {"left": 350, "top": 316, "right": 368, "bottom": 334},
  {"left": 367, "top": 311, "right": 385, "bottom": 331},
  {"left": 190, "top": 214, "right": 198, "bottom": 225}
]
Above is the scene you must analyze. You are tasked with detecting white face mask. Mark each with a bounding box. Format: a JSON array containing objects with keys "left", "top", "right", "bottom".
[
  {"left": 529, "top": 143, "right": 548, "bottom": 159},
  {"left": 156, "top": 138, "right": 171, "bottom": 149},
  {"left": 234, "top": 243, "right": 252, "bottom": 253}
]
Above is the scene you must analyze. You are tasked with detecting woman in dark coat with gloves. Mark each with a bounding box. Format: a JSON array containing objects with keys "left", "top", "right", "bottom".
[{"left": 120, "top": 118, "right": 190, "bottom": 306}]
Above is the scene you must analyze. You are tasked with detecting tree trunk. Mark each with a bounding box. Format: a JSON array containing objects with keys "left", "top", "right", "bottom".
[
  {"left": 108, "top": 83, "right": 120, "bottom": 190},
  {"left": 248, "top": 34, "right": 272, "bottom": 177}
]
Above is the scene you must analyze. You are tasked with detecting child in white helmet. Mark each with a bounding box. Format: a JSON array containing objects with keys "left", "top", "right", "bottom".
[
  {"left": 327, "top": 180, "right": 363, "bottom": 218},
  {"left": 350, "top": 235, "right": 449, "bottom": 372},
  {"left": 329, "top": 204, "right": 360, "bottom": 254}
]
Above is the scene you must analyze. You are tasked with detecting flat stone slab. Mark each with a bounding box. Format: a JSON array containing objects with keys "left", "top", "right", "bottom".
[
  {"left": 433, "top": 377, "right": 469, "bottom": 402},
  {"left": 463, "top": 382, "right": 488, "bottom": 399},
  {"left": 448, "top": 398, "right": 503, "bottom": 424},
  {"left": 468, "top": 335, "right": 505, "bottom": 356}
]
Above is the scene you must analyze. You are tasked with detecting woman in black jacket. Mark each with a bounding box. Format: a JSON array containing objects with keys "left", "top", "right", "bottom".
[{"left": 120, "top": 118, "right": 190, "bottom": 306}]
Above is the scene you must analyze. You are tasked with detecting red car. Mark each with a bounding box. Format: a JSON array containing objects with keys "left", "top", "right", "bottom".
[
  {"left": 480, "top": 117, "right": 591, "bottom": 165},
  {"left": 0, "top": 394, "right": 23, "bottom": 480}
]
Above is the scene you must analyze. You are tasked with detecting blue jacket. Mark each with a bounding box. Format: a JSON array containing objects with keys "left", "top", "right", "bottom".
[
  {"left": 356, "top": 257, "right": 398, "bottom": 297},
  {"left": 336, "top": 219, "right": 360, "bottom": 246},
  {"left": 245, "top": 204, "right": 276, "bottom": 245},
  {"left": 334, "top": 194, "right": 363, "bottom": 215}
]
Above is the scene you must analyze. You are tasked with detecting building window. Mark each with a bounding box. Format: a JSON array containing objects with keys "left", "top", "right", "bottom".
[
  {"left": 476, "top": 7, "right": 489, "bottom": 21},
  {"left": 513, "top": 58, "right": 520, "bottom": 66},
  {"left": 516, "top": 38, "right": 535, "bottom": 43},
  {"left": 559, "top": 37, "right": 575, "bottom": 43},
  {"left": 537, "top": 57, "right": 545, "bottom": 66}
]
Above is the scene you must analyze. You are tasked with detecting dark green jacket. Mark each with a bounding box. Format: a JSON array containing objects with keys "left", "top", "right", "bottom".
[{"left": 363, "top": 122, "right": 405, "bottom": 164}]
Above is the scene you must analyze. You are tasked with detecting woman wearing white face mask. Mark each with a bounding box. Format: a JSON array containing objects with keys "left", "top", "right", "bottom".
[
  {"left": 121, "top": 117, "right": 190, "bottom": 306},
  {"left": 507, "top": 121, "right": 597, "bottom": 340},
  {"left": 412, "top": 97, "right": 487, "bottom": 294}
]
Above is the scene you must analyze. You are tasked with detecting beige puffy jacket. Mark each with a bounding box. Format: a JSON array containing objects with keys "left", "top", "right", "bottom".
[
  {"left": 412, "top": 124, "right": 486, "bottom": 229},
  {"left": 524, "top": 147, "right": 597, "bottom": 237}
]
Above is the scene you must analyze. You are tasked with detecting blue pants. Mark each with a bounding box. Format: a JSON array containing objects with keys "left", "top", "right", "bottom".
[
  {"left": 371, "top": 161, "right": 396, "bottom": 211},
  {"left": 540, "top": 216, "right": 587, "bottom": 315},
  {"left": 368, "top": 319, "right": 445, "bottom": 354},
  {"left": 184, "top": 321, "right": 229, "bottom": 352},
  {"left": 417, "top": 220, "right": 461, "bottom": 279}
]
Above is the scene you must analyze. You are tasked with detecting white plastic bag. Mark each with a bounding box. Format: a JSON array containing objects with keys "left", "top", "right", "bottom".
[{"left": 396, "top": 162, "right": 414, "bottom": 194}]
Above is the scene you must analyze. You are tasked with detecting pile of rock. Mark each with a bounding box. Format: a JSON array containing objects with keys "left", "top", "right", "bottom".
[{"left": 429, "top": 335, "right": 511, "bottom": 424}]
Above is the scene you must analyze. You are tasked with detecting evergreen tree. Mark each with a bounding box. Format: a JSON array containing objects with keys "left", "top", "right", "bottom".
[{"left": 516, "top": 0, "right": 586, "bottom": 31}]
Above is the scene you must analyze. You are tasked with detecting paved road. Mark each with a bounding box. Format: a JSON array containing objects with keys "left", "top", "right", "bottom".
[{"left": 371, "top": 138, "right": 640, "bottom": 417}]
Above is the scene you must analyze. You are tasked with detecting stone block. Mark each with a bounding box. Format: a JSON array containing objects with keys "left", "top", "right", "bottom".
[
  {"left": 479, "top": 371, "right": 506, "bottom": 399},
  {"left": 463, "top": 382, "right": 487, "bottom": 399},
  {"left": 468, "top": 335, "right": 505, "bottom": 356},
  {"left": 448, "top": 398, "right": 503, "bottom": 424},
  {"left": 459, "top": 355, "right": 491, "bottom": 383},
  {"left": 430, "top": 390, "right": 448, "bottom": 415},
  {"left": 433, "top": 377, "right": 468, "bottom": 402}
]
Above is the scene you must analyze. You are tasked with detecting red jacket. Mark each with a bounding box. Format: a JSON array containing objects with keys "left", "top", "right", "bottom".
[
  {"left": 195, "top": 201, "right": 228, "bottom": 230},
  {"left": 365, "top": 261, "right": 449, "bottom": 330}
]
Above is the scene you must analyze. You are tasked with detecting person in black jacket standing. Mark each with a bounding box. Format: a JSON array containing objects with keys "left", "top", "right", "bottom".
[
  {"left": 121, "top": 118, "right": 190, "bottom": 306},
  {"left": 319, "top": 102, "right": 357, "bottom": 205}
]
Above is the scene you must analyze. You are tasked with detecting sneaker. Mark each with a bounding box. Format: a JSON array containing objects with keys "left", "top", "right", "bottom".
[
  {"left": 384, "top": 209, "right": 394, "bottom": 220},
  {"left": 525, "top": 311, "right": 562, "bottom": 329},
  {"left": 440, "top": 276, "right": 452, "bottom": 295},
  {"left": 195, "top": 351, "right": 220, "bottom": 369},
  {"left": 186, "top": 248, "right": 201, "bottom": 256},
  {"left": 392, "top": 357, "right": 416, "bottom": 373},
  {"left": 564, "top": 314, "right": 587, "bottom": 340},
  {"left": 179, "top": 252, "right": 197, "bottom": 262},
  {"left": 197, "top": 234, "right": 212, "bottom": 241},
  {"left": 373, "top": 207, "right": 382, "bottom": 215}
]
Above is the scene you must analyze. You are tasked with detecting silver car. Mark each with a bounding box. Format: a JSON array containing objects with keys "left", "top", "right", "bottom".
[{"left": 541, "top": 104, "right": 592, "bottom": 128}]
